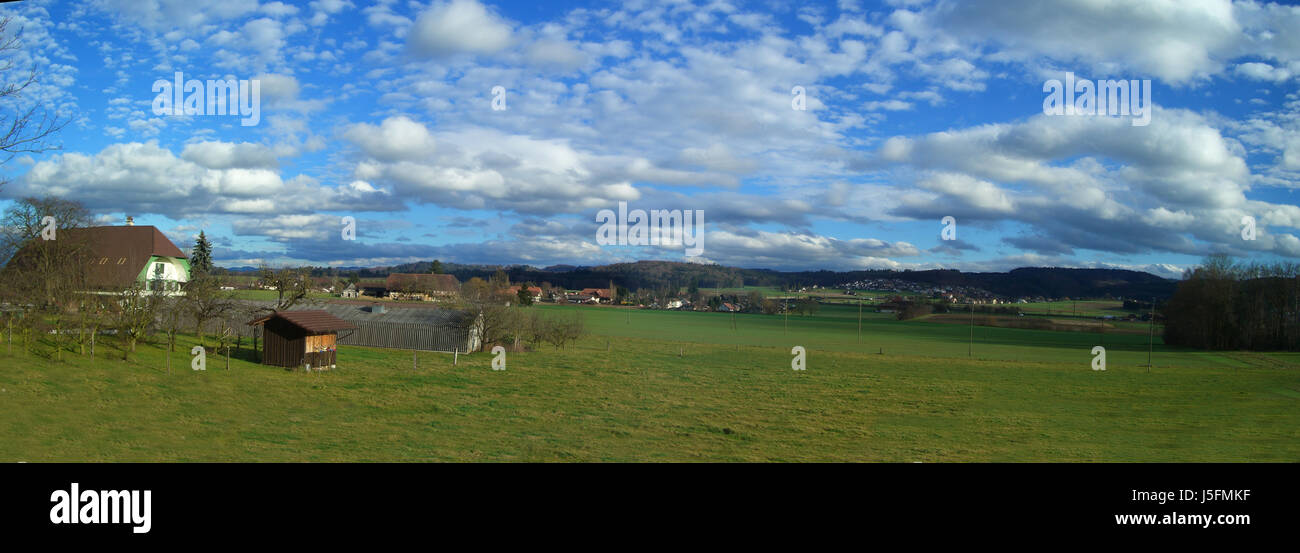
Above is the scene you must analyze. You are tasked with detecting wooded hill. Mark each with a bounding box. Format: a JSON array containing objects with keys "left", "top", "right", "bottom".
[{"left": 265, "top": 260, "right": 1177, "bottom": 300}]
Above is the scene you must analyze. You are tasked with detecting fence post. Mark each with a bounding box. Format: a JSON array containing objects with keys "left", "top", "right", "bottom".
[
  {"left": 413, "top": 350, "right": 417, "bottom": 370},
  {"left": 454, "top": 347, "right": 458, "bottom": 366}
]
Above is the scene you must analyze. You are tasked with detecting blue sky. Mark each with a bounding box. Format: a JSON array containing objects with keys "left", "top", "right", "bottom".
[{"left": 2, "top": 0, "right": 1299, "bottom": 278}]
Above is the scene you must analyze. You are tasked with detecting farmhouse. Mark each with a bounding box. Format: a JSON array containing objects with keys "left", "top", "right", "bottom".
[
  {"left": 340, "top": 283, "right": 359, "bottom": 298},
  {"left": 6, "top": 220, "right": 191, "bottom": 296},
  {"left": 566, "top": 292, "right": 599, "bottom": 303},
  {"left": 579, "top": 288, "right": 613, "bottom": 303},
  {"left": 247, "top": 310, "right": 357, "bottom": 369},
  {"left": 507, "top": 285, "right": 543, "bottom": 302},
  {"left": 385, "top": 273, "right": 460, "bottom": 301}
]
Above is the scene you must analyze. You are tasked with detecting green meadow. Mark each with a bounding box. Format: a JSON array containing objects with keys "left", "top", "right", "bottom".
[{"left": 1, "top": 303, "right": 1296, "bottom": 462}]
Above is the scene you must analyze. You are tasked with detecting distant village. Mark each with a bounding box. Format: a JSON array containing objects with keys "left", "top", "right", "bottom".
[{"left": 834, "top": 278, "right": 1010, "bottom": 304}]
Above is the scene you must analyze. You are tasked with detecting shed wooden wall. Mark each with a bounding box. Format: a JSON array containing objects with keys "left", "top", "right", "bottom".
[
  {"left": 305, "top": 334, "right": 336, "bottom": 351},
  {"left": 262, "top": 318, "right": 307, "bottom": 367}
]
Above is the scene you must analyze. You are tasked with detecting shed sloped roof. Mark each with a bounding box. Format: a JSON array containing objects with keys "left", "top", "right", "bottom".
[{"left": 248, "top": 310, "right": 357, "bottom": 333}]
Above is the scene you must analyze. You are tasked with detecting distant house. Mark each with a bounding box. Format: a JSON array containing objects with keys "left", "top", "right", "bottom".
[
  {"left": 578, "top": 287, "right": 612, "bottom": 303},
  {"left": 6, "top": 222, "right": 191, "bottom": 296},
  {"left": 506, "top": 285, "right": 544, "bottom": 302},
  {"left": 385, "top": 273, "right": 460, "bottom": 301},
  {"left": 247, "top": 310, "right": 357, "bottom": 369},
  {"left": 340, "top": 283, "right": 360, "bottom": 298},
  {"left": 566, "top": 291, "right": 601, "bottom": 303},
  {"left": 717, "top": 302, "right": 739, "bottom": 312}
]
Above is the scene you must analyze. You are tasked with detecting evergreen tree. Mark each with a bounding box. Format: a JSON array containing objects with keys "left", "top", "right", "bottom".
[
  {"left": 430, "top": 259, "right": 443, "bottom": 274},
  {"left": 190, "top": 231, "right": 213, "bottom": 276}
]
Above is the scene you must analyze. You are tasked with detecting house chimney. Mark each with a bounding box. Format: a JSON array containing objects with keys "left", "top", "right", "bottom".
[{"left": 125, "top": 216, "right": 134, "bottom": 226}]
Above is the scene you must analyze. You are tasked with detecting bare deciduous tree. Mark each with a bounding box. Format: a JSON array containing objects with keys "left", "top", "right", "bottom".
[
  {"left": 0, "top": 17, "right": 69, "bottom": 190},
  {"left": 184, "top": 273, "right": 235, "bottom": 348},
  {"left": 116, "top": 283, "right": 161, "bottom": 360},
  {"left": 457, "top": 276, "right": 515, "bottom": 351},
  {"left": 158, "top": 295, "right": 187, "bottom": 373},
  {"left": 258, "top": 265, "right": 311, "bottom": 311}
]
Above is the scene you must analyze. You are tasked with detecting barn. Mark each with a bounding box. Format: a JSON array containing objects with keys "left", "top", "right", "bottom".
[{"left": 248, "top": 310, "right": 357, "bottom": 369}]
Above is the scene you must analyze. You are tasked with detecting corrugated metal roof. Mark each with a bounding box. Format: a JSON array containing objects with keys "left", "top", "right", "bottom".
[{"left": 240, "top": 300, "right": 472, "bottom": 351}]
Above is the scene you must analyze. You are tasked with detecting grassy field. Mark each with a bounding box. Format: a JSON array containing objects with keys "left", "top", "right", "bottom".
[
  {"left": 1, "top": 303, "right": 1296, "bottom": 462},
  {"left": 1017, "top": 299, "right": 1136, "bottom": 318},
  {"left": 228, "top": 290, "right": 336, "bottom": 302},
  {"left": 541, "top": 304, "right": 1299, "bottom": 369}
]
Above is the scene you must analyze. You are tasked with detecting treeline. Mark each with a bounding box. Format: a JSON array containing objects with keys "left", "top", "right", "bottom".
[
  {"left": 1162, "top": 255, "right": 1300, "bottom": 351},
  {"left": 372, "top": 261, "right": 1177, "bottom": 300},
  {"left": 216, "top": 258, "right": 1178, "bottom": 301}
]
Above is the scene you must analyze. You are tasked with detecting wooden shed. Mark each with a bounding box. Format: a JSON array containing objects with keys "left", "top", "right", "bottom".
[{"left": 248, "top": 310, "right": 356, "bottom": 369}]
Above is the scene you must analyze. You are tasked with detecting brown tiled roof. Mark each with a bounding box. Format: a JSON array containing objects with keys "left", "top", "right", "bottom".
[
  {"left": 7, "top": 225, "right": 187, "bottom": 289},
  {"left": 248, "top": 310, "right": 357, "bottom": 333},
  {"left": 385, "top": 273, "right": 460, "bottom": 293}
]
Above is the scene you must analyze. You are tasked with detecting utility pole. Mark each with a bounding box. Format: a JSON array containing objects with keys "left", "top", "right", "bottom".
[
  {"left": 857, "top": 298, "right": 862, "bottom": 344},
  {"left": 1147, "top": 296, "right": 1155, "bottom": 373},
  {"left": 784, "top": 299, "right": 788, "bottom": 335},
  {"left": 969, "top": 302, "right": 974, "bottom": 358}
]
